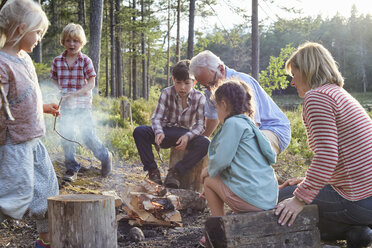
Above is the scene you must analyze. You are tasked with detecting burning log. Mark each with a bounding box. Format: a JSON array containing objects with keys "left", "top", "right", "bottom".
[{"left": 122, "top": 180, "right": 183, "bottom": 227}]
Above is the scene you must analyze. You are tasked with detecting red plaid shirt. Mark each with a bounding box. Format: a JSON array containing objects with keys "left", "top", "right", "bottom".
[
  {"left": 151, "top": 86, "right": 206, "bottom": 140},
  {"left": 50, "top": 51, "right": 96, "bottom": 109}
]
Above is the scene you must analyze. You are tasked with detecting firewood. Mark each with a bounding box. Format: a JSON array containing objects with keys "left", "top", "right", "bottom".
[
  {"left": 168, "top": 188, "right": 207, "bottom": 211},
  {"left": 101, "top": 190, "right": 123, "bottom": 208}
]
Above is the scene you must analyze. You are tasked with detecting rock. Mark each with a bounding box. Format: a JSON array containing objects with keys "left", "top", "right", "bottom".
[{"left": 129, "top": 227, "right": 145, "bottom": 242}]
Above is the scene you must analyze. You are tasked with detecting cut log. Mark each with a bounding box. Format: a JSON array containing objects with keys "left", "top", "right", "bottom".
[
  {"left": 168, "top": 188, "right": 207, "bottom": 211},
  {"left": 169, "top": 147, "right": 209, "bottom": 192},
  {"left": 48, "top": 194, "right": 117, "bottom": 248},
  {"left": 205, "top": 205, "right": 320, "bottom": 248}
]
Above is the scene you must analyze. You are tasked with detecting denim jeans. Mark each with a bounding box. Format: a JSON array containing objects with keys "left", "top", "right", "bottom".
[
  {"left": 133, "top": 125, "right": 210, "bottom": 174},
  {"left": 58, "top": 108, "right": 109, "bottom": 172},
  {"left": 279, "top": 184, "right": 372, "bottom": 240}
]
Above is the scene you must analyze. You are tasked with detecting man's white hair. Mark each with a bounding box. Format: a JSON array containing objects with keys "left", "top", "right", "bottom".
[{"left": 190, "top": 50, "right": 224, "bottom": 77}]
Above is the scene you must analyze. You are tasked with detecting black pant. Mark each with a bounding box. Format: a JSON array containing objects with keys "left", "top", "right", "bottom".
[
  {"left": 279, "top": 185, "right": 372, "bottom": 241},
  {"left": 133, "top": 125, "right": 210, "bottom": 174}
]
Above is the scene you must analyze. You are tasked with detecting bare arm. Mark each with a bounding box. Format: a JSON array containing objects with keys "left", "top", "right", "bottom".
[
  {"left": 64, "top": 77, "right": 95, "bottom": 98},
  {"left": 203, "top": 118, "right": 219, "bottom": 137}
]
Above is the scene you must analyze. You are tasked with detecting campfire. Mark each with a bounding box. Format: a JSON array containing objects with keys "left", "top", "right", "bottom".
[{"left": 123, "top": 179, "right": 183, "bottom": 227}]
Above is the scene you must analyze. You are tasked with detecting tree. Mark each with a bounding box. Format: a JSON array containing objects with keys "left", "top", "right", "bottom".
[
  {"left": 251, "top": 0, "right": 259, "bottom": 80},
  {"left": 115, "top": 0, "right": 123, "bottom": 97},
  {"left": 110, "top": 0, "right": 116, "bottom": 97},
  {"left": 89, "top": 0, "right": 104, "bottom": 90},
  {"left": 32, "top": 0, "right": 42, "bottom": 63},
  {"left": 132, "top": 0, "right": 138, "bottom": 100},
  {"left": 141, "top": 0, "right": 147, "bottom": 99},
  {"left": 176, "top": 0, "right": 181, "bottom": 62},
  {"left": 78, "top": 0, "right": 86, "bottom": 27},
  {"left": 187, "top": 0, "right": 195, "bottom": 59}
]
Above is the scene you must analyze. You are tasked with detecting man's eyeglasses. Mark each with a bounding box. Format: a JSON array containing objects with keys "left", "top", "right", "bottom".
[{"left": 198, "top": 71, "right": 218, "bottom": 91}]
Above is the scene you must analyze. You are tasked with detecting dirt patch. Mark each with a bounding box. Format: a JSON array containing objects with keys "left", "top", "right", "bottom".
[{"left": 0, "top": 153, "right": 348, "bottom": 248}]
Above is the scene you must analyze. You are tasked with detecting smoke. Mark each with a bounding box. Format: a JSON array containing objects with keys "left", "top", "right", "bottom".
[{"left": 39, "top": 79, "right": 112, "bottom": 158}]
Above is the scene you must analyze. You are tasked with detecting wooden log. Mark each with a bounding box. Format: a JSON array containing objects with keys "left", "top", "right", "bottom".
[
  {"left": 120, "top": 100, "right": 131, "bottom": 120},
  {"left": 48, "top": 194, "right": 117, "bottom": 248},
  {"left": 169, "top": 147, "right": 209, "bottom": 192},
  {"left": 205, "top": 205, "right": 320, "bottom": 248}
]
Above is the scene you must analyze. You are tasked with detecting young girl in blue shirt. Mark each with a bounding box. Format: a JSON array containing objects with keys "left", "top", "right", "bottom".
[{"left": 201, "top": 79, "right": 278, "bottom": 216}]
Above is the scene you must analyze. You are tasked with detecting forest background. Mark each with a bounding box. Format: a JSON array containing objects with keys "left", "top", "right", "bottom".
[{"left": 31, "top": 0, "right": 372, "bottom": 177}]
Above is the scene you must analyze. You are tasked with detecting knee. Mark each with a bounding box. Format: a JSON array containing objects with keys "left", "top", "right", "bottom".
[{"left": 133, "top": 125, "right": 148, "bottom": 139}]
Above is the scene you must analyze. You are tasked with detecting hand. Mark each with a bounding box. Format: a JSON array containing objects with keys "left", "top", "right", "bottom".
[
  {"left": 175, "top": 135, "right": 189, "bottom": 150},
  {"left": 279, "top": 177, "right": 305, "bottom": 190},
  {"left": 200, "top": 167, "right": 209, "bottom": 185},
  {"left": 43, "top": 103, "right": 59, "bottom": 116},
  {"left": 199, "top": 190, "right": 206, "bottom": 199},
  {"left": 155, "top": 133, "right": 165, "bottom": 146},
  {"left": 275, "top": 197, "right": 305, "bottom": 226}
]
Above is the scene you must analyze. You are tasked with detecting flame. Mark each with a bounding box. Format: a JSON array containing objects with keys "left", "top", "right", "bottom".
[{"left": 151, "top": 201, "right": 164, "bottom": 209}]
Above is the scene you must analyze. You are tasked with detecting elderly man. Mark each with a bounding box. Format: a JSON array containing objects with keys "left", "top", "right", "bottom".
[{"left": 190, "top": 50, "right": 291, "bottom": 154}]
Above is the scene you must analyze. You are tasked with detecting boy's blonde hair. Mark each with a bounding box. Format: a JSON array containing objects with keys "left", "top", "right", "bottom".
[
  {"left": 60, "top": 23, "right": 87, "bottom": 47},
  {"left": 0, "top": 0, "right": 49, "bottom": 48},
  {"left": 285, "top": 42, "right": 344, "bottom": 89}
]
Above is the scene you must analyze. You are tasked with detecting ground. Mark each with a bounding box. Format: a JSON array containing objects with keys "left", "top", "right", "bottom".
[{"left": 0, "top": 153, "right": 350, "bottom": 248}]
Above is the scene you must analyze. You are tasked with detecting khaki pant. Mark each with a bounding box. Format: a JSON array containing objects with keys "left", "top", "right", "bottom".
[{"left": 261, "top": 129, "right": 280, "bottom": 154}]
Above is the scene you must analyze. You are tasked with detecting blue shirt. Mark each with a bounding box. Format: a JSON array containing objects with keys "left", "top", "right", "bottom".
[
  {"left": 204, "top": 66, "right": 291, "bottom": 152},
  {"left": 208, "top": 115, "right": 278, "bottom": 210}
]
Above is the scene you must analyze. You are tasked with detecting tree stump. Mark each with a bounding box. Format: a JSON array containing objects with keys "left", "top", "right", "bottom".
[
  {"left": 48, "top": 194, "right": 117, "bottom": 248},
  {"left": 205, "top": 205, "right": 320, "bottom": 248},
  {"left": 169, "top": 147, "right": 209, "bottom": 192}
]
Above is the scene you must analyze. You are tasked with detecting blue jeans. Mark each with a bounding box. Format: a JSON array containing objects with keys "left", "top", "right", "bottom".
[
  {"left": 133, "top": 125, "right": 210, "bottom": 174},
  {"left": 279, "top": 185, "right": 372, "bottom": 240},
  {"left": 58, "top": 108, "right": 109, "bottom": 172}
]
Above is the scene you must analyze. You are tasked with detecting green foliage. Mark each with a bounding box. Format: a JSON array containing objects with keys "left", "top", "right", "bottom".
[
  {"left": 34, "top": 62, "right": 51, "bottom": 81},
  {"left": 259, "top": 44, "right": 295, "bottom": 96}
]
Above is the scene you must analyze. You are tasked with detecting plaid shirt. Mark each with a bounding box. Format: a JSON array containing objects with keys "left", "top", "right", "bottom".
[
  {"left": 50, "top": 51, "right": 96, "bottom": 109},
  {"left": 151, "top": 86, "right": 206, "bottom": 140}
]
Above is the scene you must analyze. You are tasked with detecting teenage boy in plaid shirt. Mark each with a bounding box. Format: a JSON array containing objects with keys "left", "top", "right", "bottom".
[
  {"left": 50, "top": 23, "right": 112, "bottom": 182},
  {"left": 133, "top": 60, "right": 210, "bottom": 188}
]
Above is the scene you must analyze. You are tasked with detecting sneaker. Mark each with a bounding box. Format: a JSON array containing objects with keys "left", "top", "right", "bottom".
[
  {"left": 164, "top": 168, "right": 181, "bottom": 189},
  {"left": 346, "top": 226, "right": 372, "bottom": 248},
  {"left": 101, "top": 152, "right": 112, "bottom": 177},
  {"left": 35, "top": 237, "right": 50, "bottom": 248},
  {"left": 148, "top": 168, "right": 162, "bottom": 185},
  {"left": 63, "top": 170, "right": 78, "bottom": 182}
]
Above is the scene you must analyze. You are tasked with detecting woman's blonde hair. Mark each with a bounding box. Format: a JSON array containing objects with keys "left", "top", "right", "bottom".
[
  {"left": 60, "top": 23, "right": 87, "bottom": 47},
  {"left": 0, "top": 0, "right": 49, "bottom": 48},
  {"left": 285, "top": 42, "right": 344, "bottom": 89}
]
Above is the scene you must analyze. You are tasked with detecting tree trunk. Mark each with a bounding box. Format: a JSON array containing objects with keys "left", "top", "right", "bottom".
[
  {"left": 115, "top": 0, "right": 123, "bottom": 97},
  {"left": 176, "top": 0, "right": 181, "bottom": 62},
  {"left": 89, "top": 0, "right": 104, "bottom": 90},
  {"left": 132, "top": 0, "right": 137, "bottom": 100},
  {"left": 48, "top": 194, "right": 117, "bottom": 247},
  {"left": 187, "top": 0, "right": 195, "bottom": 59},
  {"left": 78, "top": 0, "right": 86, "bottom": 27},
  {"left": 110, "top": 0, "right": 116, "bottom": 97},
  {"left": 167, "top": 0, "right": 171, "bottom": 86},
  {"left": 251, "top": 0, "right": 259, "bottom": 80},
  {"left": 141, "top": 0, "right": 147, "bottom": 99},
  {"left": 105, "top": 3, "right": 109, "bottom": 97},
  {"left": 32, "top": 0, "right": 42, "bottom": 63},
  {"left": 169, "top": 147, "right": 209, "bottom": 193}
]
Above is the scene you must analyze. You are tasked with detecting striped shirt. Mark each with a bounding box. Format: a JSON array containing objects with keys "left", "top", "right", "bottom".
[
  {"left": 50, "top": 51, "right": 96, "bottom": 109},
  {"left": 151, "top": 86, "right": 206, "bottom": 140},
  {"left": 294, "top": 84, "right": 372, "bottom": 203}
]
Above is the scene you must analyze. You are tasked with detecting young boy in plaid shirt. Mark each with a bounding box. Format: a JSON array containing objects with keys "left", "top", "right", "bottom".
[
  {"left": 133, "top": 60, "right": 210, "bottom": 188},
  {"left": 50, "top": 23, "right": 112, "bottom": 182}
]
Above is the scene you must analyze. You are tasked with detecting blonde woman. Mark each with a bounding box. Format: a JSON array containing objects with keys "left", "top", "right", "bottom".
[{"left": 276, "top": 42, "right": 372, "bottom": 248}]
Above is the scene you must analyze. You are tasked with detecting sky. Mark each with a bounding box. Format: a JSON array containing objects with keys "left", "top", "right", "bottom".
[{"left": 195, "top": 0, "right": 372, "bottom": 33}]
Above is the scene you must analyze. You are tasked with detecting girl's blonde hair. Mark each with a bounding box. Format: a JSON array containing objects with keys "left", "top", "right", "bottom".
[
  {"left": 285, "top": 42, "right": 344, "bottom": 89},
  {"left": 0, "top": 0, "right": 49, "bottom": 48},
  {"left": 60, "top": 23, "right": 87, "bottom": 47}
]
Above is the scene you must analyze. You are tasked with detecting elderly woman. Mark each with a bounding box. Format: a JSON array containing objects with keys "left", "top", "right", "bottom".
[{"left": 275, "top": 42, "right": 372, "bottom": 248}]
